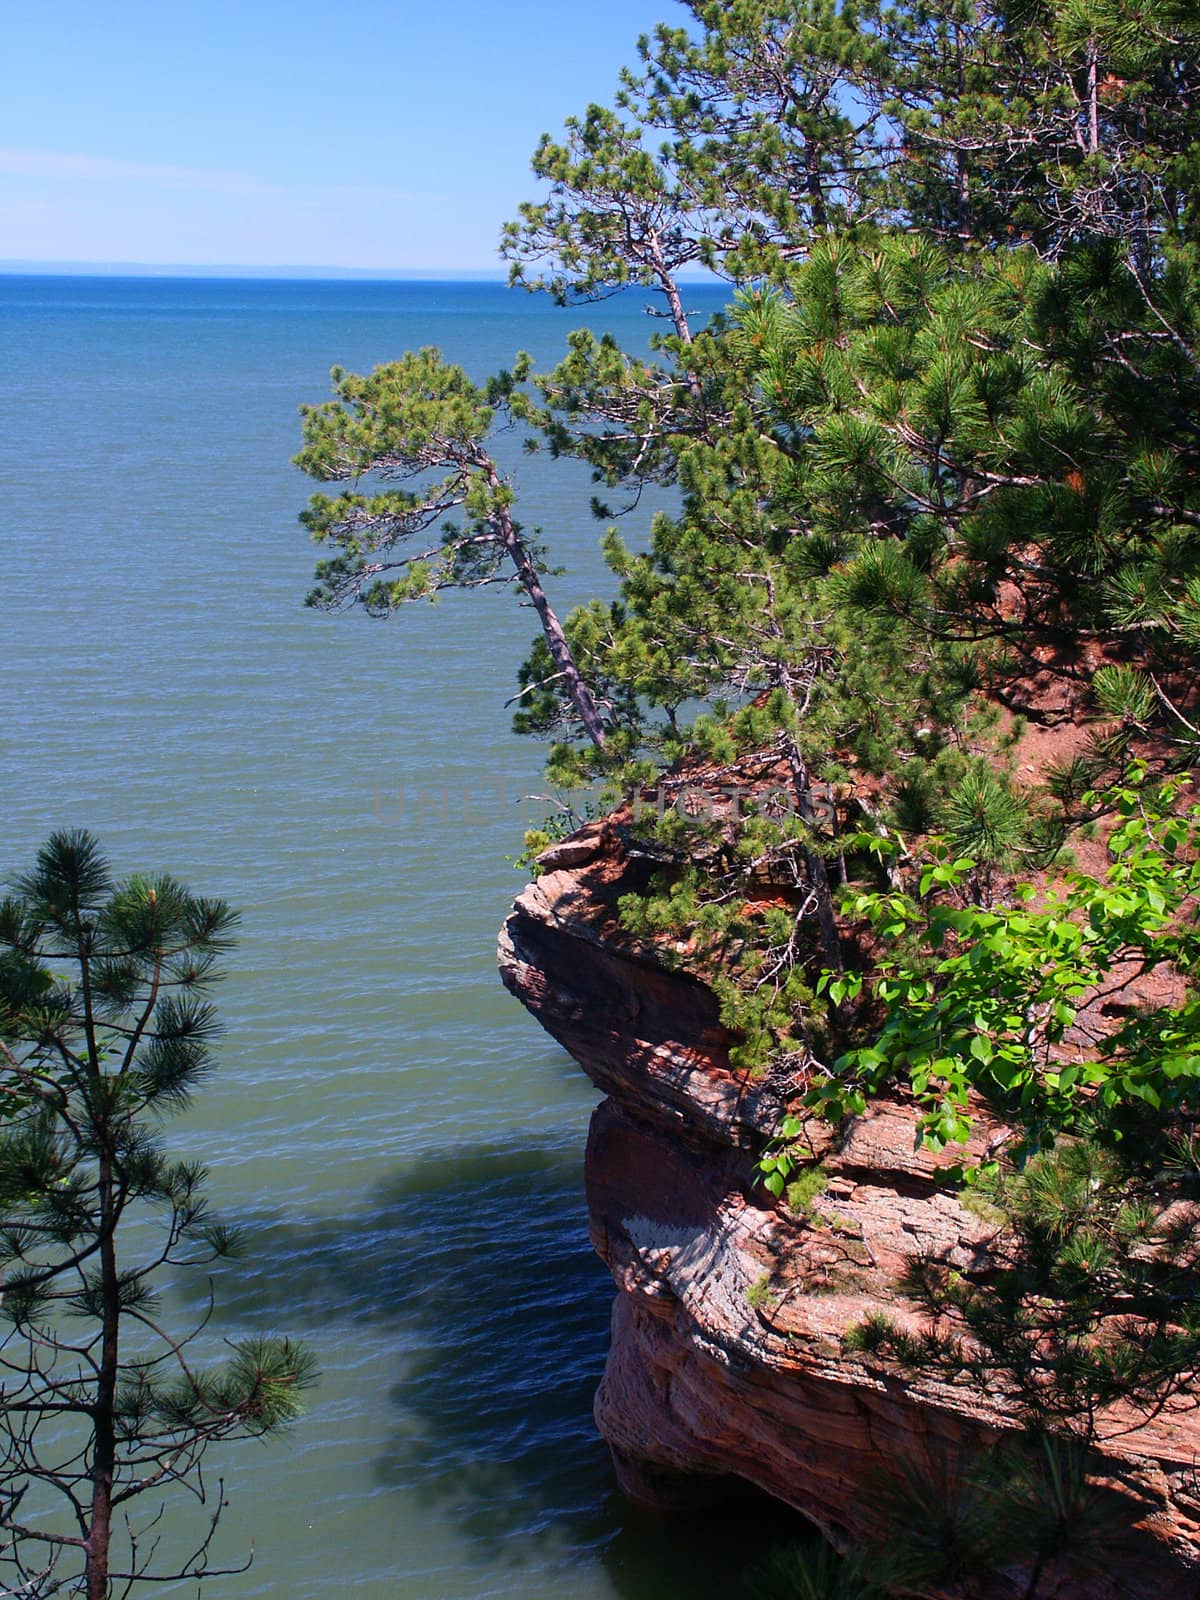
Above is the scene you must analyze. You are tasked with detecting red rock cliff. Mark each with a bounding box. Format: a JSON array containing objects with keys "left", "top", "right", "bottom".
[{"left": 498, "top": 817, "right": 1200, "bottom": 1600}]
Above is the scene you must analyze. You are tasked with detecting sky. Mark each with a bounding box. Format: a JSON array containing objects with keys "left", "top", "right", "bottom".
[{"left": 0, "top": 0, "right": 684, "bottom": 274}]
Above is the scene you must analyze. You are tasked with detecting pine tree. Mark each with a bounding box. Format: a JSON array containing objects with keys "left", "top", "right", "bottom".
[
  {"left": 295, "top": 351, "right": 608, "bottom": 750},
  {"left": 0, "top": 832, "right": 315, "bottom": 1598}
]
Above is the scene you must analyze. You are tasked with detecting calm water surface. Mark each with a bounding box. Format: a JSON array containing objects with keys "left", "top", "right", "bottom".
[{"left": 0, "top": 275, "right": 793, "bottom": 1597}]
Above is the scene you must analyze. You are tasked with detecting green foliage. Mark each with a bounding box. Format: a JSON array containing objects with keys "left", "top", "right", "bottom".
[
  {"left": 742, "top": 1536, "right": 883, "bottom": 1600},
  {"left": 295, "top": 350, "right": 528, "bottom": 616},
  {"left": 860, "top": 1446, "right": 1023, "bottom": 1593},
  {"left": 747, "top": 1272, "right": 779, "bottom": 1312},
  {"left": 813, "top": 778, "right": 1200, "bottom": 1158},
  {"left": 509, "top": 796, "right": 598, "bottom": 876},
  {"left": 848, "top": 1134, "right": 1200, "bottom": 1438},
  {"left": 862, "top": 1435, "right": 1122, "bottom": 1597},
  {"left": 938, "top": 766, "right": 1030, "bottom": 867},
  {"left": 617, "top": 794, "right": 833, "bottom": 1085},
  {"left": 759, "top": 1112, "right": 822, "bottom": 1201},
  {"left": 295, "top": 350, "right": 610, "bottom": 750},
  {"left": 0, "top": 832, "right": 316, "bottom": 1597},
  {"left": 785, "top": 1162, "right": 828, "bottom": 1217},
  {"left": 822, "top": 775, "right": 1200, "bottom": 1576},
  {"left": 744, "top": 1434, "right": 1125, "bottom": 1600},
  {"left": 502, "top": 101, "right": 707, "bottom": 317}
]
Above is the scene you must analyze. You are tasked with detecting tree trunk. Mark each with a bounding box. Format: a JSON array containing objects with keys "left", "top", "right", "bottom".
[
  {"left": 662, "top": 272, "right": 694, "bottom": 348},
  {"left": 1021, "top": 1552, "right": 1046, "bottom": 1600},
  {"left": 1087, "top": 38, "right": 1100, "bottom": 156},
  {"left": 804, "top": 142, "right": 829, "bottom": 232},
  {"left": 648, "top": 229, "right": 693, "bottom": 346},
  {"left": 955, "top": 24, "right": 972, "bottom": 241},
  {"left": 486, "top": 467, "right": 608, "bottom": 751},
  {"left": 782, "top": 739, "right": 843, "bottom": 972},
  {"left": 957, "top": 152, "right": 972, "bottom": 240},
  {"left": 86, "top": 1154, "right": 119, "bottom": 1600},
  {"left": 646, "top": 228, "right": 704, "bottom": 405}
]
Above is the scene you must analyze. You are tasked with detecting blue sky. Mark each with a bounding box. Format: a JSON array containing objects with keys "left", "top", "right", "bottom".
[{"left": 0, "top": 0, "right": 683, "bottom": 273}]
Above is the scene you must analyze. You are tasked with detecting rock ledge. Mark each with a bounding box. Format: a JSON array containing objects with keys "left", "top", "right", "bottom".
[{"left": 499, "top": 819, "right": 1200, "bottom": 1599}]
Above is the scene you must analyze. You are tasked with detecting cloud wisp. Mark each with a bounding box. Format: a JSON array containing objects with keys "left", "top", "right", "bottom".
[{"left": 0, "top": 147, "right": 279, "bottom": 195}]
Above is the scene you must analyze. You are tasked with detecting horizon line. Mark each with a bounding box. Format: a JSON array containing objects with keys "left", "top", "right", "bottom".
[
  {"left": 0, "top": 259, "right": 507, "bottom": 281},
  {"left": 0, "top": 258, "right": 724, "bottom": 285}
]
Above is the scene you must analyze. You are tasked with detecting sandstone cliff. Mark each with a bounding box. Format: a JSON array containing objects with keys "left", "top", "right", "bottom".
[{"left": 498, "top": 814, "right": 1200, "bottom": 1600}]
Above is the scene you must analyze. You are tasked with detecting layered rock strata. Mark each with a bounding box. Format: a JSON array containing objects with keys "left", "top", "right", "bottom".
[{"left": 498, "top": 818, "right": 1200, "bottom": 1600}]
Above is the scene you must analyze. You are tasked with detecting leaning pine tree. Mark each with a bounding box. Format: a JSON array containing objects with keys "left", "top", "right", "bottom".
[{"left": 0, "top": 831, "right": 315, "bottom": 1599}]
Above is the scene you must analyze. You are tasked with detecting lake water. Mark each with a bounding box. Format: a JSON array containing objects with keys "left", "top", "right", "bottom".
[{"left": 0, "top": 274, "right": 791, "bottom": 1597}]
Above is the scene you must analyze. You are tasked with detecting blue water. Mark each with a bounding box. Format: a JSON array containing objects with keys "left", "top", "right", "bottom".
[{"left": 0, "top": 273, "right": 793, "bottom": 1598}]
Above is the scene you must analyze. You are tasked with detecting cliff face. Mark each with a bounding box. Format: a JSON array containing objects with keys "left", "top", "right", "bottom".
[{"left": 498, "top": 820, "right": 1200, "bottom": 1600}]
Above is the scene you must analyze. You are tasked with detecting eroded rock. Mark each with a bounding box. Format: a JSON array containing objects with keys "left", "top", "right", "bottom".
[{"left": 498, "top": 817, "right": 1200, "bottom": 1599}]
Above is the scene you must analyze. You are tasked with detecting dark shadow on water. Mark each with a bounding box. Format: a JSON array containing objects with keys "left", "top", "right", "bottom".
[{"left": 208, "top": 1135, "right": 813, "bottom": 1598}]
